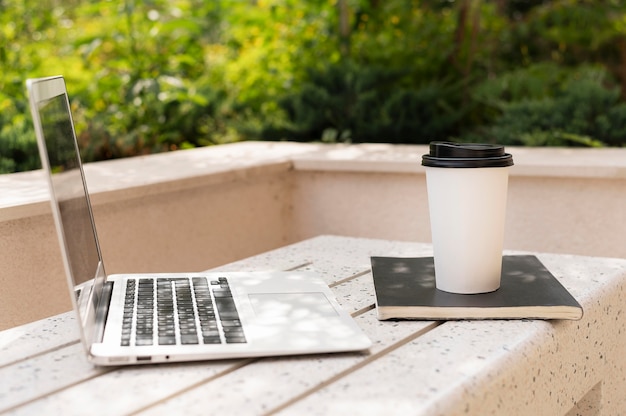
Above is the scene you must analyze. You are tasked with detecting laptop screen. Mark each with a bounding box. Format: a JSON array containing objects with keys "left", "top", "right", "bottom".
[
  {"left": 28, "top": 76, "right": 105, "bottom": 345},
  {"left": 37, "top": 92, "right": 101, "bottom": 288},
  {"left": 36, "top": 90, "right": 101, "bottom": 288}
]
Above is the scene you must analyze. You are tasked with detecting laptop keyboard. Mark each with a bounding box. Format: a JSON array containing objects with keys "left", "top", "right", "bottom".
[{"left": 121, "top": 276, "right": 246, "bottom": 347}]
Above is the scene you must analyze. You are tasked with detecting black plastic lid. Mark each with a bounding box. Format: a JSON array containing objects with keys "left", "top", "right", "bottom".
[{"left": 422, "top": 141, "right": 514, "bottom": 168}]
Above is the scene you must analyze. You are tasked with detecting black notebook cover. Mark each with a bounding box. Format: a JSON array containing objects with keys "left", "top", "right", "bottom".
[{"left": 371, "top": 255, "right": 583, "bottom": 321}]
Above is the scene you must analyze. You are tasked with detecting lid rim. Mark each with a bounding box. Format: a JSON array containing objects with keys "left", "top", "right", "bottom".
[{"left": 422, "top": 141, "right": 514, "bottom": 168}]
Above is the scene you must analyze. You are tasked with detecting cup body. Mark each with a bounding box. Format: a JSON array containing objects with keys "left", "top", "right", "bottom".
[
  {"left": 425, "top": 166, "right": 509, "bottom": 293},
  {"left": 422, "top": 141, "right": 513, "bottom": 294}
]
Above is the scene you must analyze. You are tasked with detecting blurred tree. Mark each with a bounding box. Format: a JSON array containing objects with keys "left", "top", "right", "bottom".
[{"left": 1, "top": 0, "right": 626, "bottom": 174}]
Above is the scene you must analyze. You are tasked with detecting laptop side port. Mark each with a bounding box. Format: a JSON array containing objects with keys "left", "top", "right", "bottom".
[
  {"left": 107, "top": 356, "right": 130, "bottom": 364},
  {"left": 136, "top": 356, "right": 152, "bottom": 362}
]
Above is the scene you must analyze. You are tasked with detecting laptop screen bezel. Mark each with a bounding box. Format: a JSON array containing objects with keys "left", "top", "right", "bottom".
[{"left": 27, "top": 76, "right": 107, "bottom": 351}]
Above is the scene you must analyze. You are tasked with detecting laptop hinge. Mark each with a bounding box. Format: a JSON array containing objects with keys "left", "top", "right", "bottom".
[
  {"left": 91, "top": 260, "right": 111, "bottom": 344},
  {"left": 93, "top": 281, "right": 114, "bottom": 343}
]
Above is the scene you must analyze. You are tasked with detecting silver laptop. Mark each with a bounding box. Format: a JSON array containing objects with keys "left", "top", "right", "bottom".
[{"left": 26, "top": 75, "right": 371, "bottom": 366}]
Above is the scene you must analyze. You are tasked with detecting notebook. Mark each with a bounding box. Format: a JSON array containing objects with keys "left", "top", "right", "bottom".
[
  {"left": 371, "top": 255, "right": 583, "bottom": 320},
  {"left": 26, "top": 75, "right": 371, "bottom": 366}
]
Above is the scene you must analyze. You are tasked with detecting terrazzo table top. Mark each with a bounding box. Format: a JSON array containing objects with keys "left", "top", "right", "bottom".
[{"left": 1, "top": 236, "right": 625, "bottom": 415}]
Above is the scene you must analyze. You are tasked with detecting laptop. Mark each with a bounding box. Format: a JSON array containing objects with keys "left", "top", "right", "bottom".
[{"left": 26, "top": 75, "right": 371, "bottom": 366}]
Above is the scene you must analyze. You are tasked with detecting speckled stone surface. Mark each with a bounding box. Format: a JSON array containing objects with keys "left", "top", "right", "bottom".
[{"left": 1, "top": 236, "right": 624, "bottom": 415}]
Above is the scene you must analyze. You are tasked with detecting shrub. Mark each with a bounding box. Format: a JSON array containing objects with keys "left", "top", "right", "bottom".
[
  {"left": 261, "top": 61, "right": 466, "bottom": 144},
  {"left": 2, "top": 1, "right": 626, "bottom": 174},
  {"left": 473, "top": 65, "right": 626, "bottom": 147}
]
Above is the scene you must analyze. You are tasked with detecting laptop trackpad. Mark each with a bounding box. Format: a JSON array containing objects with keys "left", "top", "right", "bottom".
[{"left": 249, "top": 293, "right": 338, "bottom": 320}]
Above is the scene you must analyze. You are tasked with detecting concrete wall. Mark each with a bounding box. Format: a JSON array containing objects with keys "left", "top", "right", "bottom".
[
  {"left": 288, "top": 144, "right": 626, "bottom": 258},
  {"left": 289, "top": 170, "right": 626, "bottom": 259},
  {"left": 290, "top": 170, "right": 431, "bottom": 243},
  {"left": 0, "top": 213, "right": 68, "bottom": 329},
  {"left": 1, "top": 142, "right": 625, "bottom": 330},
  {"left": 506, "top": 175, "right": 626, "bottom": 256}
]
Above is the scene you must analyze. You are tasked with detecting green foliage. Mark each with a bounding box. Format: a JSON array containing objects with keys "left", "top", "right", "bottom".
[
  {"left": 264, "top": 61, "right": 465, "bottom": 144},
  {"left": 470, "top": 64, "right": 626, "bottom": 147},
  {"left": 69, "top": 0, "right": 237, "bottom": 158},
  {"left": 1, "top": 0, "right": 239, "bottom": 173},
  {"left": 0, "top": 115, "right": 39, "bottom": 173},
  {"left": 1, "top": 0, "right": 626, "bottom": 174},
  {"left": 0, "top": 0, "right": 50, "bottom": 172}
]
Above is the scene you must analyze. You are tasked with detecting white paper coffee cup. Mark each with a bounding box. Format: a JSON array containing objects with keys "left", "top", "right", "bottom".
[{"left": 422, "top": 142, "right": 514, "bottom": 294}]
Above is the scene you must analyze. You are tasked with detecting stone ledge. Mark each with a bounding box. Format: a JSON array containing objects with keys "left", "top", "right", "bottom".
[
  {"left": 291, "top": 143, "right": 626, "bottom": 179},
  {"left": 1, "top": 142, "right": 625, "bottom": 221},
  {"left": 0, "top": 142, "right": 313, "bottom": 221}
]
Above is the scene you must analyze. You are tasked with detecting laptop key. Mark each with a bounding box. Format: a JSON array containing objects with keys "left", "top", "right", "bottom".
[
  {"left": 200, "top": 322, "right": 219, "bottom": 338},
  {"left": 225, "top": 336, "right": 247, "bottom": 344},
  {"left": 223, "top": 328, "right": 246, "bottom": 343},
  {"left": 213, "top": 289, "right": 232, "bottom": 298},
  {"left": 181, "top": 334, "right": 199, "bottom": 345},
  {"left": 135, "top": 337, "right": 153, "bottom": 346},
  {"left": 223, "top": 325, "right": 243, "bottom": 333},
  {"left": 215, "top": 298, "right": 239, "bottom": 320},
  {"left": 159, "top": 336, "right": 176, "bottom": 345},
  {"left": 220, "top": 320, "right": 242, "bottom": 327},
  {"left": 203, "top": 336, "right": 222, "bottom": 344}
]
